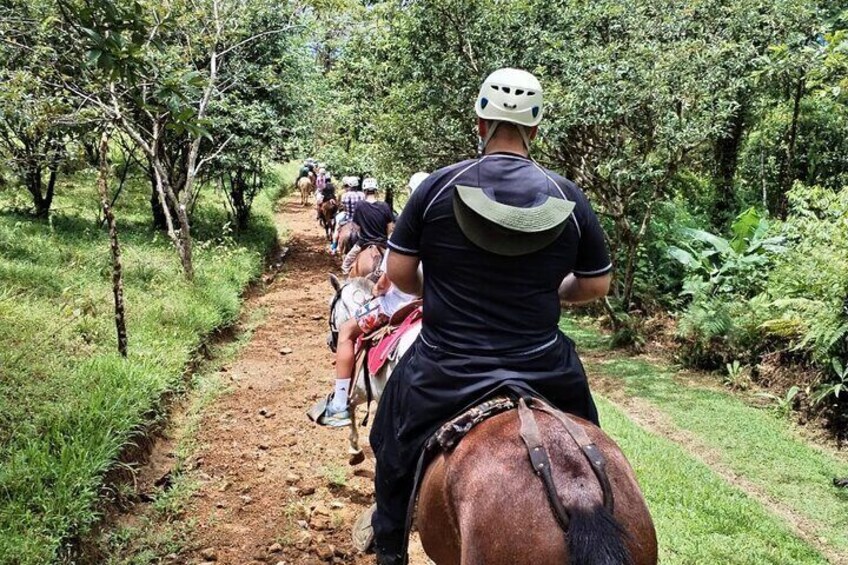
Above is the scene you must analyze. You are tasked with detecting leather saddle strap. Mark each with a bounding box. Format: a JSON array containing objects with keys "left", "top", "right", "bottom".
[
  {"left": 517, "top": 398, "right": 571, "bottom": 531},
  {"left": 532, "top": 400, "right": 615, "bottom": 513}
]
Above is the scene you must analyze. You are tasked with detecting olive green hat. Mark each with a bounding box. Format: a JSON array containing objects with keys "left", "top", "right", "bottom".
[{"left": 453, "top": 184, "right": 575, "bottom": 256}]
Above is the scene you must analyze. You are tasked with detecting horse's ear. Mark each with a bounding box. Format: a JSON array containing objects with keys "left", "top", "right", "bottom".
[{"left": 329, "top": 273, "right": 342, "bottom": 292}]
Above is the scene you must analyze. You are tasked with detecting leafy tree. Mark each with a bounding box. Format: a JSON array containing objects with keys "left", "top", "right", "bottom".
[{"left": 0, "top": 0, "right": 76, "bottom": 216}]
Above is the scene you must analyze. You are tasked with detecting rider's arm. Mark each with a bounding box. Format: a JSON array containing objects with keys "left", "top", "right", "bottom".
[
  {"left": 386, "top": 176, "right": 431, "bottom": 296},
  {"left": 387, "top": 252, "right": 422, "bottom": 296},
  {"left": 559, "top": 273, "right": 611, "bottom": 305},
  {"left": 562, "top": 183, "right": 613, "bottom": 305}
]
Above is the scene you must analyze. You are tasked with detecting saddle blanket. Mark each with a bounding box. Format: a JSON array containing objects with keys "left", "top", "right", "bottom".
[{"left": 363, "top": 307, "right": 422, "bottom": 375}]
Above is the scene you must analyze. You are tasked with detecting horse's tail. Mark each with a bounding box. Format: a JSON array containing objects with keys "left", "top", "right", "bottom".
[{"left": 567, "top": 505, "right": 632, "bottom": 565}]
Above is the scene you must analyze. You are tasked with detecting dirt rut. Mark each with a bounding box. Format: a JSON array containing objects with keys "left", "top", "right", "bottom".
[{"left": 163, "top": 198, "right": 427, "bottom": 564}]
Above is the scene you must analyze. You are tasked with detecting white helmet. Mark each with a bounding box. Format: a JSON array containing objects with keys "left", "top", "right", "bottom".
[
  {"left": 319, "top": 167, "right": 326, "bottom": 174},
  {"left": 363, "top": 177, "right": 378, "bottom": 192},
  {"left": 407, "top": 172, "right": 429, "bottom": 194},
  {"left": 475, "top": 68, "right": 543, "bottom": 127}
]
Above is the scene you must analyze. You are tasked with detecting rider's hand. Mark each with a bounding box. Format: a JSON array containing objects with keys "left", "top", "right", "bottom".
[{"left": 372, "top": 273, "right": 390, "bottom": 297}]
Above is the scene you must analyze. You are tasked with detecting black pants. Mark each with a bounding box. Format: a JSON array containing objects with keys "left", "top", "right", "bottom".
[{"left": 369, "top": 332, "right": 599, "bottom": 554}]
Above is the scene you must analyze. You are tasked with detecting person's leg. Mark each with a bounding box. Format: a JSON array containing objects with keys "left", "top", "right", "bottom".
[
  {"left": 372, "top": 455, "right": 414, "bottom": 561},
  {"left": 327, "top": 318, "right": 363, "bottom": 413},
  {"left": 341, "top": 243, "right": 362, "bottom": 275},
  {"left": 368, "top": 354, "right": 418, "bottom": 562}
]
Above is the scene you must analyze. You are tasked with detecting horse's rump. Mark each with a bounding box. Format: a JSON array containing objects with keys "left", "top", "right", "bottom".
[
  {"left": 338, "top": 221, "right": 359, "bottom": 256},
  {"left": 350, "top": 243, "right": 383, "bottom": 279},
  {"left": 297, "top": 177, "right": 313, "bottom": 206},
  {"left": 417, "top": 402, "right": 657, "bottom": 565}
]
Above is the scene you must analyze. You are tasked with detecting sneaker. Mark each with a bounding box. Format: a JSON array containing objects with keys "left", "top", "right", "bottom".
[
  {"left": 319, "top": 405, "right": 352, "bottom": 427},
  {"left": 352, "top": 504, "right": 377, "bottom": 553}
]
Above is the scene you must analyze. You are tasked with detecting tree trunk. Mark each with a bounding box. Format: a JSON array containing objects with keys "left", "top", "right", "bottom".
[
  {"left": 712, "top": 99, "right": 746, "bottom": 226},
  {"left": 776, "top": 76, "right": 804, "bottom": 218},
  {"left": 27, "top": 167, "right": 50, "bottom": 218},
  {"left": 385, "top": 185, "right": 394, "bottom": 210},
  {"left": 96, "top": 129, "right": 128, "bottom": 357},
  {"left": 149, "top": 163, "right": 170, "bottom": 230}
]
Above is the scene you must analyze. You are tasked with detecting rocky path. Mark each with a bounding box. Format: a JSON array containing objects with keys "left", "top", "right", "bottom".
[{"left": 144, "top": 197, "right": 426, "bottom": 564}]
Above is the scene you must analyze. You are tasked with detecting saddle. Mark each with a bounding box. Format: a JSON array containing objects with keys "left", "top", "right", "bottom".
[
  {"left": 350, "top": 303, "right": 422, "bottom": 424},
  {"left": 363, "top": 302, "right": 422, "bottom": 375},
  {"left": 400, "top": 389, "right": 615, "bottom": 564}
]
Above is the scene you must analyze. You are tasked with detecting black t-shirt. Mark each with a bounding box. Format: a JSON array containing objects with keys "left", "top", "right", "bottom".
[
  {"left": 389, "top": 153, "right": 612, "bottom": 356},
  {"left": 354, "top": 200, "right": 394, "bottom": 246},
  {"left": 321, "top": 181, "right": 336, "bottom": 201}
]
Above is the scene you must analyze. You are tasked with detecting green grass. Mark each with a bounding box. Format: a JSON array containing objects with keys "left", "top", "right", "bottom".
[
  {"left": 562, "top": 318, "right": 848, "bottom": 559},
  {"left": 0, "top": 161, "right": 297, "bottom": 563},
  {"left": 598, "top": 396, "right": 826, "bottom": 564},
  {"left": 95, "top": 305, "right": 269, "bottom": 564}
]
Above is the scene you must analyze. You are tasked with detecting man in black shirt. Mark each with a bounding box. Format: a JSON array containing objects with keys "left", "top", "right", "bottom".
[
  {"left": 341, "top": 177, "right": 394, "bottom": 275},
  {"left": 365, "top": 69, "right": 613, "bottom": 564}
]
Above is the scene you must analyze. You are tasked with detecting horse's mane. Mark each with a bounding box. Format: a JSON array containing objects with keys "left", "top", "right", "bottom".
[{"left": 344, "top": 276, "right": 374, "bottom": 296}]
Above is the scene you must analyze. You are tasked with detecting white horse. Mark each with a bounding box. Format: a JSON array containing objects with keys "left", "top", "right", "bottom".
[{"left": 327, "top": 274, "right": 421, "bottom": 465}]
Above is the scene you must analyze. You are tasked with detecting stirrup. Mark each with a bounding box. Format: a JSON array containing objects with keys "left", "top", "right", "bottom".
[
  {"left": 352, "top": 503, "right": 377, "bottom": 553},
  {"left": 306, "top": 393, "right": 331, "bottom": 423}
]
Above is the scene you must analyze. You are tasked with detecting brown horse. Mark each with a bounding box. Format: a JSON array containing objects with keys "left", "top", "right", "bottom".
[
  {"left": 296, "top": 176, "right": 313, "bottom": 206},
  {"left": 416, "top": 405, "right": 658, "bottom": 565},
  {"left": 319, "top": 199, "right": 338, "bottom": 242},
  {"left": 349, "top": 243, "right": 382, "bottom": 279},
  {"left": 337, "top": 221, "right": 359, "bottom": 257}
]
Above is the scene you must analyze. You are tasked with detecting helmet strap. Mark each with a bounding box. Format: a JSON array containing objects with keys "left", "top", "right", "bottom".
[
  {"left": 480, "top": 120, "right": 501, "bottom": 151},
  {"left": 480, "top": 120, "right": 532, "bottom": 153}
]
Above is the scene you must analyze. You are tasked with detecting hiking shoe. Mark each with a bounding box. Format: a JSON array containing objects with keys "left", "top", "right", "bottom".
[
  {"left": 320, "top": 405, "right": 352, "bottom": 428},
  {"left": 352, "top": 503, "right": 377, "bottom": 553}
]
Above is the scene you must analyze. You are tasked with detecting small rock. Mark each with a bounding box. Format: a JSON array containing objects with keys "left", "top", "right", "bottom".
[
  {"left": 315, "top": 544, "right": 335, "bottom": 561},
  {"left": 280, "top": 347, "right": 293, "bottom": 355},
  {"left": 298, "top": 484, "right": 316, "bottom": 496},
  {"left": 259, "top": 407, "right": 268, "bottom": 416},
  {"left": 259, "top": 443, "right": 270, "bottom": 451},
  {"left": 329, "top": 501, "right": 345, "bottom": 509},
  {"left": 200, "top": 547, "right": 217, "bottom": 561},
  {"left": 285, "top": 473, "right": 301, "bottom": 485},
  {"left": 269, "top": 542, "right": 283, "bottom": 553},
  {"left": 257, "top": 462, "right": 266, "bottom": 472},
  {"left": 165, "top": 554, "right": 178, "bottom": 562},
  {"left": 215, "top": 501, "right": 227, "bottom": 509},
  {"left": 310, "top": 515, "right": 332, "bottom": 531},
  {"left": 311, "top": 314, "right": 322, "bottom": 320},
  {"left": 296, "top": 519, "right": 309, "bottom": 529},
  {"left": 240, "top": 494, "right": 253, "bottom": 505},
  {"left": 311, "top": 503, "right": 330, "bottom": 516}
]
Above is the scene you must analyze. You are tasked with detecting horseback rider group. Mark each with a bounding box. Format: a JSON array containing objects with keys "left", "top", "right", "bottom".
[{"left": 308, "top": 67, "right": 627, "bottom": 565}]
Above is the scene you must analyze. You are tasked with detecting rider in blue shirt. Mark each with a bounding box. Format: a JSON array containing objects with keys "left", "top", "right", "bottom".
[{"left": 366, "top": 69, "right": 613, "bottom": 564}]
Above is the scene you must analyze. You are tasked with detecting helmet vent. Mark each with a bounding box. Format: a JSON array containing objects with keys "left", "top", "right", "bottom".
[
  {"left": 528, "top": 91, "right": 536, "bottom": 96},
  {"left": 491, "top": 85, "right": 499, "bottom": 91},
  {"left": 515, "top": 89, "right": 525, "bottom": 95},
  {"left": 502, "top": 86, "right": 511, "bottom": 93}
]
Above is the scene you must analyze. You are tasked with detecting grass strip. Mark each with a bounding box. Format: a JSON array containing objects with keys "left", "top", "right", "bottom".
[
  {"left": 564, "top": 318, "right": 848, "bottom": 558},
  {"left": 0, "top": 162, "right": 296, "bottom": 564},
  {"left": 597, "top": 396, "right": 826, "bottom": 564}
]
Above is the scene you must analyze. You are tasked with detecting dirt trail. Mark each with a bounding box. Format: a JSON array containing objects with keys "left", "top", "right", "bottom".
[{"left": 162, "top": 198, "right": 426, "bottom": 564}]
